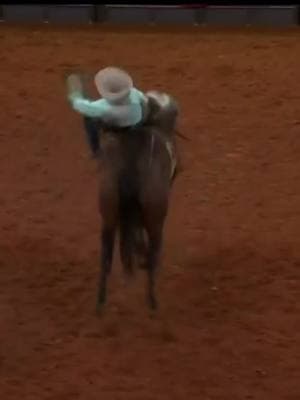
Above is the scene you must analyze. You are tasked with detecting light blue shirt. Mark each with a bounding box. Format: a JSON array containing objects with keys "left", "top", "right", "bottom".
[{"left": 70, "top": 87, "right": 146, "bottom": 127}]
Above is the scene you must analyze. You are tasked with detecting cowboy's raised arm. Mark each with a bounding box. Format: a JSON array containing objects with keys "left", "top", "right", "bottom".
[{"left": 70, "top": 93, "right": 106, "bottom": 119}]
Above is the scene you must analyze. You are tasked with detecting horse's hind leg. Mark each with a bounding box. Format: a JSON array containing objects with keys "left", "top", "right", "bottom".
[
  {"left": 119, "top": 222, "right": 135, "bottom": 277},
  {"left": 145, "top": 223, "right": 163, "bottom": 310},
  {"left": 135, "top": 228, "right": 148, "bottom": 269},
  {"left": 97, "top": 226, "right": 115, "bottom": 312}
]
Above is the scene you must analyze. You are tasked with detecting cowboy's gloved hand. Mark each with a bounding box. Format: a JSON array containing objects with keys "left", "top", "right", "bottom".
[{"left": 66, "top": 73, "right": 84, "bottom": 103}]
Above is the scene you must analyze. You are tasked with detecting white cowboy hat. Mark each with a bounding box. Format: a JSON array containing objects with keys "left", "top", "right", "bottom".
[{"left": 94, "top": 67, "right": 133, "bottom": 103}]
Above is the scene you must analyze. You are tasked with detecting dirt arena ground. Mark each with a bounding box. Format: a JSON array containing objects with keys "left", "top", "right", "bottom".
[{"left": 0, "top": 24, "right": 300, "bottom": 399}]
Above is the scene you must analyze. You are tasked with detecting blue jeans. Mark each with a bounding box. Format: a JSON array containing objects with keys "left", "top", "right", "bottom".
[
  {"left": 83, "top": 117, "right": 101, "bottom": 157},
  {"left": 83, "top": 117, "right": 143, "bottom": 158}
]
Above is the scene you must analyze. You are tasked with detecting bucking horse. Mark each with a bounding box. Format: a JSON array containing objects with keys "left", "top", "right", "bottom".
[{"left": 67, "top": 74, "right": 180, "bottom": 311}]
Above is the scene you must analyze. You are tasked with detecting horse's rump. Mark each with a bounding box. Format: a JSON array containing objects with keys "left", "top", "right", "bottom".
[
  {"left": 100, "top": 123, "right": 176, "bottom": 186},
  {"left": 98, "top": 125, "right": 175, "bottom": 273}
]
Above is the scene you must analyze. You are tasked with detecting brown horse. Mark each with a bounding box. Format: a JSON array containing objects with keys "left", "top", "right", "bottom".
[{"left": 96, "top": 94, "right": 179, "bottom": 311}]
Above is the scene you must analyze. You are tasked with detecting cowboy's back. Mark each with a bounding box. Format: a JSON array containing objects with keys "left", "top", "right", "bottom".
[{"left": 71, "top": 87, "right": 146, "bottom": 127}]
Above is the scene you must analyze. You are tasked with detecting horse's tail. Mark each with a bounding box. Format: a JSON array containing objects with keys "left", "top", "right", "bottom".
[{"left": 118, "top": 172, "right": 146, "bottom": 275}]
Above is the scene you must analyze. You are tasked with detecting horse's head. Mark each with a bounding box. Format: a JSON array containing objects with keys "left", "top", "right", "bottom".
[{"left": 144, "top": 91, "right": 179, "bottom": 135}]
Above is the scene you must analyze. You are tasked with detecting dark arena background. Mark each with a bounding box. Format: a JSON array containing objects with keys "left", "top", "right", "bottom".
[{"left": 1, "top": 4, "right": 300, "bottom": 399}]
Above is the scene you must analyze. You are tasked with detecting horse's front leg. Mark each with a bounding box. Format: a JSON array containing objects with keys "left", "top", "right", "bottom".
[{"left": 97, "top": 226, "right": 115, "bottom": 313}]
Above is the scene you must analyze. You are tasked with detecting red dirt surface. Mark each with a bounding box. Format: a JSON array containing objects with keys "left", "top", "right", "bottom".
[{"left": 0, "top": 24, "right": 300, "bottom": 400}]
